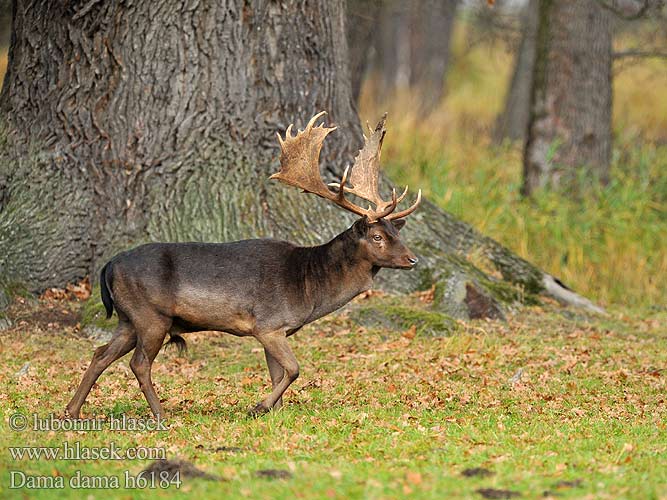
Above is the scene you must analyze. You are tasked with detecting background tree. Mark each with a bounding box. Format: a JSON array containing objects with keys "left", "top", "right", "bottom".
[
  {"left": 494, "top": 0, "right": 539, "bottom": 143},
  {"left": 0, "top": 0, "right": 9, "bottom": 46},
  {"left": 522, "top": 0, "right": 613, "bottom": 195},
  {"left": 346, "top": 0, "right": 381, "bottom": 103},
  {"left": 408, "top": 0, "right": 458, "bottom": 112},
  {"left": 373, "top": 1, "right": 411, "bottom": 99},
  {"left": 369, "top": 0, "right": 457, "bottom": 112},
  {"left": 0, "top": 0, "right": 600, "bottom": 317}
]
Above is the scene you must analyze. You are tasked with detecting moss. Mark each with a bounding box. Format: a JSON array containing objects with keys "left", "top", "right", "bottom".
[
  {"left": 0, "top": 281, "right": 33, "bottom": 311},
  {"left": 478, "top": 276, "right": 541, "bottom": 306},
  {"left": 79, "top": 285, "right": 116, "bottom": 330},
  {"left": 416, "top": 266, "right": 436, "bottom": 291},
  {"left": 351, "top": 297, "right": 457, "bottom": 337},
  {"left": 0, "top": 290, "right": 8, "bottom": 311},
  {"left": 428, "top": 270, "right": 469, "bottom": 319},
  {"left": 3, "top": 281, "right": 32, "bottom": 299},
  {"left": 432, "top": 280, "right": 448, "bottom": 308}
]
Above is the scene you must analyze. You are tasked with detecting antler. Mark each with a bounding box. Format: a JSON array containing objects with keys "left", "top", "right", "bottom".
[
  {"left": 331, "top": 113, "right": 421, "bottom": 221},
  {"left": 270, "top": 111, "right": 421, "bottom": 222}
]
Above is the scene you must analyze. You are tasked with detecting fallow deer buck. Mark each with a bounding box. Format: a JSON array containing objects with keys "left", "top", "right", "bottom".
[{"left": 66, "top": 111, "right": 421, "bottom": 419}]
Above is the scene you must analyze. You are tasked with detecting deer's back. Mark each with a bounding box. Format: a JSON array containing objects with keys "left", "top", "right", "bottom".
[{"left": 107, "top": 239, "right": 309, "bottom": 334}]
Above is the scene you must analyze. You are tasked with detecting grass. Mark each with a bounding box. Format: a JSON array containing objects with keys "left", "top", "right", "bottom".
[
  {"left": 359, "top": 25, "right": 667, "bottom": 310},
  {"left": 1, "top": 16, "right": 666, "bottom": 500},
  {"left": 1, "top": 295, "right": 666, "bottom": 499}
]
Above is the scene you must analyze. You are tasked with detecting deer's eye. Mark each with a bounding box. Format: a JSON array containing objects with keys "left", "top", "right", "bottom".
[{"left": 373, "top": 234, "right": 383, "bottom": 242}]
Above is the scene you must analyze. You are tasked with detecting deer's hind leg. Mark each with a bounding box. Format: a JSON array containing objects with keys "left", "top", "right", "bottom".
[{"left": 66, "top": 318, "right": 137, "bottom": 418}]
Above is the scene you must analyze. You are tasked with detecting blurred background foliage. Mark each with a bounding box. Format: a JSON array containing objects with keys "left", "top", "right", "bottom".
[
  {"left": 353, "top": 1, "right": 667, "bottom": 310},
  {"left": 0, "top": 1, "right": 664, "bottom": 309}
]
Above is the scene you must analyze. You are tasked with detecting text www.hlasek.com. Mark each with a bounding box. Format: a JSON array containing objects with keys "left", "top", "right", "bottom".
[{"left": 9, "top": 442, "right": 165, "bottom": 461}]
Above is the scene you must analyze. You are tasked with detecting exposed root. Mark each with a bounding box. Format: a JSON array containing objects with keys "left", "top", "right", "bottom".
[{"left": 542, "top": 274, "right": 607, "bottom": 315}]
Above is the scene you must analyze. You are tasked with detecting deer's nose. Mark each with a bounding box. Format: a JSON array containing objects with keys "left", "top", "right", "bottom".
[{"left": 408, "top": 256, "right": 419, "bottom": 266}]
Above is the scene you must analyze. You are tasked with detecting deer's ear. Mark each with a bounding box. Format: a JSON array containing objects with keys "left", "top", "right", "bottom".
[
  {"left": 392, "top": 219, "right": 406, "bottom": 231},
  {"left": 353, "top": 216, "right": 370, "bottom": 235}
]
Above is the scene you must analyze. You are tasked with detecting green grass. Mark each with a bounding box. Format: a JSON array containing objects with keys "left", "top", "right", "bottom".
[
  {"left": 350, "top": 295, "right": 458, "bottom": 337},
  {"left": 359, "top": 23, "right": 667, "bottom": 310},
  {"left": 375, "top": 134, "right": 667, "bottom": 310},
  {"left": 2, "top": 16, "right": 666, "bottom": 500},
  {"left": 1, "top": 296, "right": 666, "bottom": 499}
]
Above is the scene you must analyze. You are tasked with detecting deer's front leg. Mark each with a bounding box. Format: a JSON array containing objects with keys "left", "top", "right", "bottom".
[{"left": 249, "top": 331, "right": 299, "bottom": 417}]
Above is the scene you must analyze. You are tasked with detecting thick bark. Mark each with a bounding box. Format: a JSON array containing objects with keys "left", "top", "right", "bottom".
[
  {"left": 494, "top": 0, "right": 539, "bottom": 143},
  {"left": 522, "top": 0, "right": 613, "bottom": 195},
  {"left": 0, "top": 0, "right": 601, "bottom": 318},
  {"left": 0, "top": 0, "right": 360, "bottom": 285}
]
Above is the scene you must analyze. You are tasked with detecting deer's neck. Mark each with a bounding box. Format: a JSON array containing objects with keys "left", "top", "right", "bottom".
[{"left": 297, "top": 230, "right": 374, "bottom": 321}]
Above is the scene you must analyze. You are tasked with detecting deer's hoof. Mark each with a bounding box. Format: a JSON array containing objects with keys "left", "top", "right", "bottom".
[
  {"left": 247, "top": 403, "right": 270, "bottom": 418},
  {"left": 63, "top": 408, "right": 78, "bottom": 419}
]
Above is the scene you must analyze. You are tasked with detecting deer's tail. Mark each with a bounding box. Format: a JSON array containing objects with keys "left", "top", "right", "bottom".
[
  {"left": 100, "top": 262, "right": 114, "bottom": 319},
  {"left": 165, "top": 333, "right": 187, "bottom": 354}
]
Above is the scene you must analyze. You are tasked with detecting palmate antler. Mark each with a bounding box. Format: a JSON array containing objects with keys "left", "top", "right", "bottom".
[{"left": 270, "top": 111, "right": 421, "bottom": 222}]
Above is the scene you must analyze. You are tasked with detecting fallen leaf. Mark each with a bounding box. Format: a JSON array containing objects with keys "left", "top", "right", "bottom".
[
  {"left": 402, "top": 325, "right": 417, "bottom": 340},
  {"left": 406, "top": 471, "right": 422, "bottom": 485}
]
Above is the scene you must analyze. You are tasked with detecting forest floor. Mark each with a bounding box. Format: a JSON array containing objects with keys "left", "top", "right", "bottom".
[
  {"left": 1, "top": 292, "right": 666, "bottom": 499},
  {"left": 1, "top": 17, "right": 665, "bottom": 500}
]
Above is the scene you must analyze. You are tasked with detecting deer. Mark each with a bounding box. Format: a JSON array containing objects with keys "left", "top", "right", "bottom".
[{"left": 65, "top": 111, "right": 421, "bottom": 419}]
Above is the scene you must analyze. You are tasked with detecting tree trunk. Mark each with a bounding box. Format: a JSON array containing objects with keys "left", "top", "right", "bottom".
[
  {"left": 494, "top": 0, "right": 539, "bottom": 143},
  {"left": 346, "top": 0, "right": 381, "bottom": 103},
  {"left": 408, "top": 0, "right": 458, "bottom": 113},
  {"left": 0, "top": 0, "right": 602, "bottom": 318},
  {"left": 522, "top": 0, "right": 612, "bottom": 195},
  {"left": 0, "top": 0, "right": 10, "bottom": 46},
  {"left": 372, "top": 0, "right": 456, "bottom": 111},
  {"left": 373, "top": 0, "right": 411, "bottom": 98}
]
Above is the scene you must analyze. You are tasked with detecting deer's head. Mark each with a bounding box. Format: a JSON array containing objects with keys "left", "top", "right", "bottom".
[
  {"left": 352, "top": 217, "right": 417, "bottom": 269},
  {"left": 270, "top": 111, "right": 421, "bottom": 270}
]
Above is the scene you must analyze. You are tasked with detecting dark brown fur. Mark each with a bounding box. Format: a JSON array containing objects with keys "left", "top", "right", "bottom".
[{"left": 66, "top": 217, "right": 417, "bottom": 418}]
